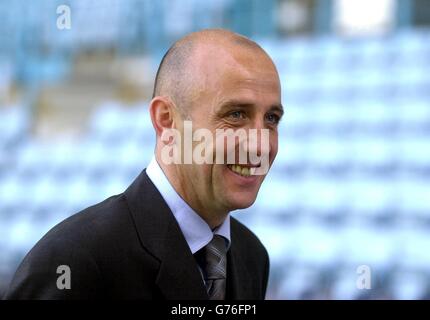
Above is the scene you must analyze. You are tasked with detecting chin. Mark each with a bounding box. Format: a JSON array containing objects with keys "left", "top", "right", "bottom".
[{"left": 225, "top": 193, "right": 258, "bottom": 210}]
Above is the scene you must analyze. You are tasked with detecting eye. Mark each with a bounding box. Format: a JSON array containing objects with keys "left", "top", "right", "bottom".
[
  {"left": 265, "top": 112, "right": 280, "bottom": 125},
  {"left": 228, "top": 110, "right": 246, "bottom": 120}
]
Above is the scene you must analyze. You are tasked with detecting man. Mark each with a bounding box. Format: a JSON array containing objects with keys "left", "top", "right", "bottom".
[{"left": 5, "top": 29, "right": 283, "bottom": 299}]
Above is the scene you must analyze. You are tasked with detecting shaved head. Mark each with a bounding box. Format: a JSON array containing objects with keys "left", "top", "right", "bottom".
[{"left": 152, "top": 29, "right": 275, "bottom": 118}]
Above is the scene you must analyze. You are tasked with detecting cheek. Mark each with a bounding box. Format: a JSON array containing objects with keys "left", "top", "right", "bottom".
[
  {"left": 270, "top": 135, "right": 278, "bottom": 163},
  {"left": 212, "top": 165, "right": 228, "bottom": 191},
  {"left": 200, "top": 163, "right": 215, "bottom": 180}
]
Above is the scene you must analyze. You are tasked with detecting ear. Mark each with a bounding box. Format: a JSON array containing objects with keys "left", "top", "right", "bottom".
[{"left": 149, "top": 96, "right": 176, "bottom": 138}]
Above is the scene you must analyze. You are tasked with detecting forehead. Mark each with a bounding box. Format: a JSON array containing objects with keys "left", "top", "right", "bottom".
[
  {"left": 194, "top": 45, "right": 281, "bottom": 107},
  {"left": 220, "top": 67, "right": 281, "bottom": 97}
]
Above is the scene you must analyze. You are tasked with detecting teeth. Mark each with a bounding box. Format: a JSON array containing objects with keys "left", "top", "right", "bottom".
[
  {"left": 241, "top": 167, "right": 250, "bottom": 176},
  {"left": 228, "top": 164, "right": 252, "bottom": 177}
]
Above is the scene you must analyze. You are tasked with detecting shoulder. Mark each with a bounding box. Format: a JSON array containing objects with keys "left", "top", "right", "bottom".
[
  {"left": 229, "top": 217, "right": 270, "bottom": 298},
  {"left": 37, "top": 193, "right": 132, "bottom": 251},
  {"left": 4, "top": 194, "right": 134, "bottom": 299},
  {"left": 230, "top": 217, "right": 269, "bottom": 261}
]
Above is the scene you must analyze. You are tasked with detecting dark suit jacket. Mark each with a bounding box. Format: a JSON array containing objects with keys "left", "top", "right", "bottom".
[{"left": 4, "top": 169, "right": 269, "bottom": 299}]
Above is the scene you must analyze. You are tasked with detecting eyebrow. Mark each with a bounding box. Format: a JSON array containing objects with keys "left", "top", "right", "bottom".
[
  {"left": 218, "top": 100, "right": 285, "bottom": 117},
  {"left": 269, "top": 104, "right": 285, "bottom": 117}
]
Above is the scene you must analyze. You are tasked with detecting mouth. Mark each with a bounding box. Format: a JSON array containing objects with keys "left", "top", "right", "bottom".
[{"left": 227, "top": 164, "right": 259, "bottom": 177}]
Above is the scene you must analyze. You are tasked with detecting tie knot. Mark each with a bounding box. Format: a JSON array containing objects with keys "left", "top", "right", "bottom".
[{"left": 208, "top": 235, "right": 227, "bottom": 254}]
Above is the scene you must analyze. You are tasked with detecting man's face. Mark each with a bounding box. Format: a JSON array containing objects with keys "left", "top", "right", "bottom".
[{"left": 176, "top": 44, "right": 282, "bottom": 216}]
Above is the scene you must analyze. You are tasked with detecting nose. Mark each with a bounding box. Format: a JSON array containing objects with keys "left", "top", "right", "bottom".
[{"left": 243, "top": 118, "right": 270, "bottom": 162}]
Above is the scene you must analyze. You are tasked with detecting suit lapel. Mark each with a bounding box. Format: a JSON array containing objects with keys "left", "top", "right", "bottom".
[
  {"left": 227, "top": 217, "right": 261, "bottom": 300},
  {"left": 226, "top": 220, "right": 255, "bottom": 300},
  {"left": 124, "top": 169, "right": 208, "bottom": 299},
  {"left": 154, "top": 219, "right": 208, "bottom": 300}
]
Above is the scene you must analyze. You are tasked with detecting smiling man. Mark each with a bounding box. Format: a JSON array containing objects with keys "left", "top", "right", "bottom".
[{"left": 5, "top": 29, "right": 283, "bottom": 300}]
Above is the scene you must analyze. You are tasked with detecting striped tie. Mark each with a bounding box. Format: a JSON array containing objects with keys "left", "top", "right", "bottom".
[{"left": 202, "top": 235, "right": 227, "bottom": 300}]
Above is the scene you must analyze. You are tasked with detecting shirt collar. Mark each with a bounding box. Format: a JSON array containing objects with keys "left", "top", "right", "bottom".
[{"left": 146, "top": 157, "right": 231, "bottom": 254}]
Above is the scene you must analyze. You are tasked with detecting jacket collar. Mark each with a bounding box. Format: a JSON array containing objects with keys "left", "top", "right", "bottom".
[
  {"left": 226, "top": 221, "right": 251, "bottom": 300},
  {"left": 124, "top": 169, "right": 208, "bottom": 299}
]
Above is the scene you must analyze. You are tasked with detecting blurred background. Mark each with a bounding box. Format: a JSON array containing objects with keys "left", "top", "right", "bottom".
[{"left": 1, "top": 0, "right": 430, "bottom": 299}]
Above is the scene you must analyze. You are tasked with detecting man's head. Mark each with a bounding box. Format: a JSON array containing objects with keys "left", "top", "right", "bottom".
[{"left": 149, "top": 29, "right": 283, "bottom": 228}]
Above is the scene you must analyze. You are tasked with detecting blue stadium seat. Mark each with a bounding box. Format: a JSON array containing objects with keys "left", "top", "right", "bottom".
[
  {"left": 393, "top": 29, "right": 430, "bottom": 58},
  {"left": 249, "top": 222, "right": 298, "bottom": 264},
  {"left": 350, "top": 134, "right": 398, "bottom": 173},
  {"left": 61, "top": 175, "right": 97, "bottom": 213},
  {"left": 331, "top": 268, "right": 362, "bottom": 300},
  {"left": 390, "top": 271, "right": 429, "bottom": 300},
  {"left": 89, "top": 102, "right": 131, "bottom": 142},
  {"left": 254, "top": 177, "right": 302, "bottom": 218},
  {"left": 79, "top": 140, "right": 118, "bottom": 175},
  {"left": 347, "top": 178, "right": 399, "bottom": 221},
  {"left": 399, "top": 136, "right": 430, "bottom": 174},
  {"left": 292, "top": 222, "right": 341, "bottom": 268},
  {"left": 0, "top": 106, "right": 29, "bottom": 150},
  {"left": 398, "top": 229, "right": 430, "bottom": 272},
  {"left": 278, "top": 104, "right": 313, "bottom": 137},
  {"left": 311, "top": 103, "right": 353, "bottom": 132},
  {"left": 317, "top": 37, "right": 347, "bottom": 71},
  {"left": 277, "top": 264, "right": 321, "bottom": 300},
  {"left": 301, "top": 178, "right": 349, "bottom": 221},
  {"left": 353, "top": 102, "right": 398, "bottom": 131},
  {"left": 14, "top": 141, "right": 55, "bottom": 180},
  {"left": 49, "top": 142, "right": 86, "bottom": 180},
  {"left": 398, "top": 180, "right": 430, "bottom": 220},
  {"left": 117, "top": 139, "right": 154, "bottom": 173},
  {"left": 306, "top": 136, "right": 351, "bottom": 173},
  {"left": 339, "top": 225, "right": 397, "bottom": 271},
  {"left": 397, "top": 100, "right": 430, "bottom": 130},
  {"left": 30, "top": 175, "right": 59, "bottom": 214},
  {"left": 273, "top": 135, "right": 307, "bottom": 174}
]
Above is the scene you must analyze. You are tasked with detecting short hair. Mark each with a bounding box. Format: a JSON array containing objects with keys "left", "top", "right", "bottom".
[
  {"left": 151, "top": 29, "right": 268, "bottom": 117},
  {"left": 152, "top": 39, "right": 195, "bottom": 118}
]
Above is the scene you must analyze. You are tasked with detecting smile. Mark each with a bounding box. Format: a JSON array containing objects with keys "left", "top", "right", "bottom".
[{"left": 227, "top": 164, "right": 256, "bottom": 177}]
